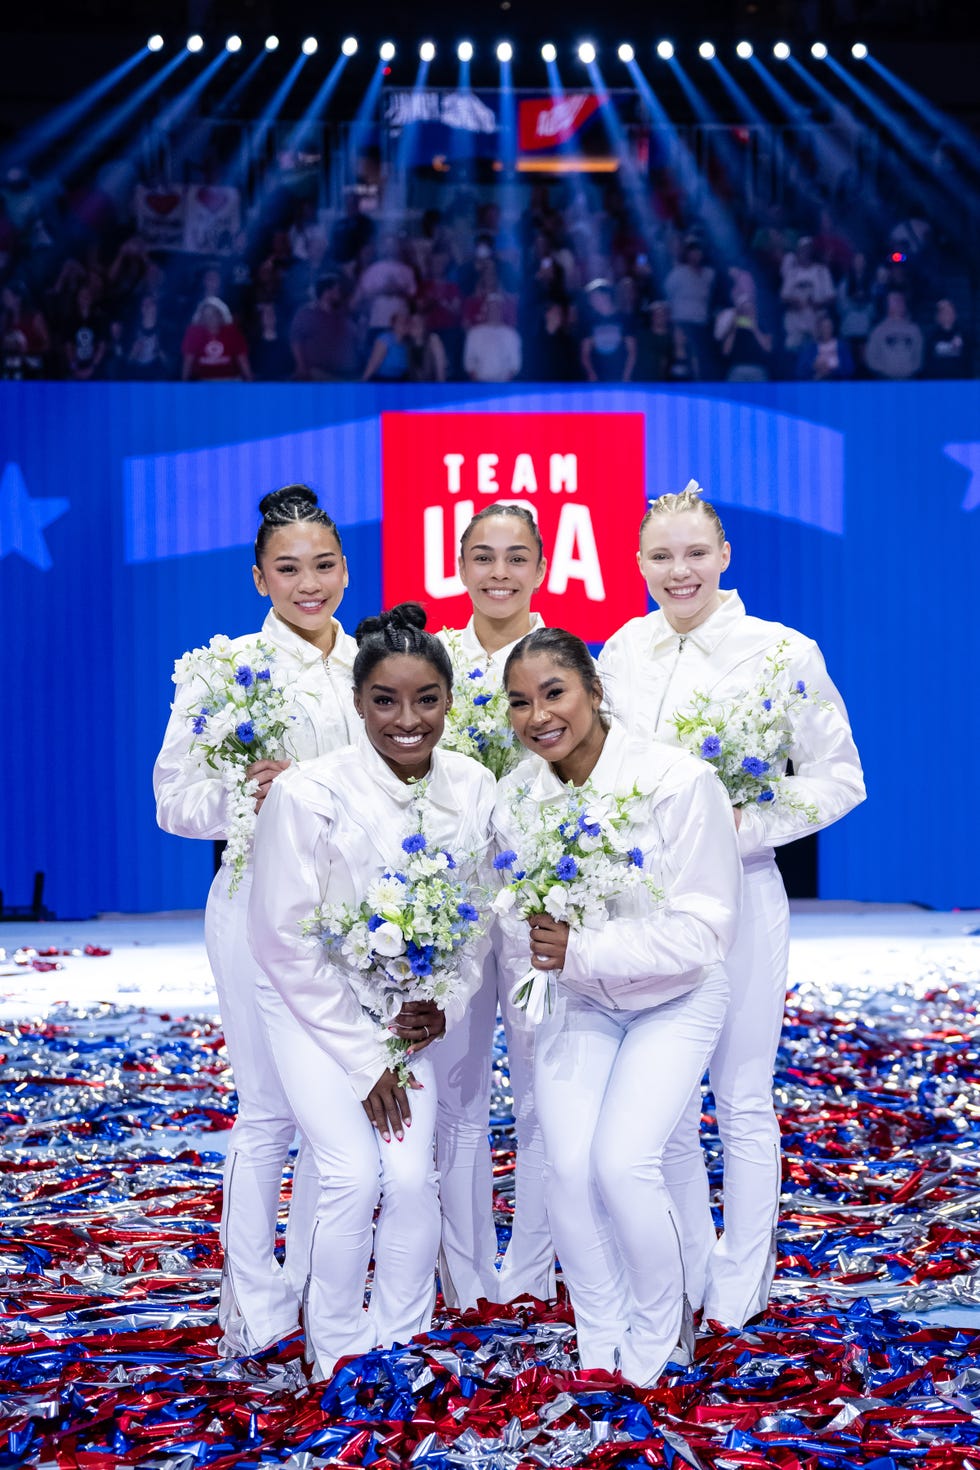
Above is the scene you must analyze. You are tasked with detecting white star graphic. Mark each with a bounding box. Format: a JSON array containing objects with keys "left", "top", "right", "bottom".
[{"left": 0, "top": 462, "right": 70, "bottom": 570}]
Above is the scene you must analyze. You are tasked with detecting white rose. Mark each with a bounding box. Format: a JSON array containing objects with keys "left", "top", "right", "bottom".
[{"left": 371, "top": 921, "right": 407, "bottom": 957}]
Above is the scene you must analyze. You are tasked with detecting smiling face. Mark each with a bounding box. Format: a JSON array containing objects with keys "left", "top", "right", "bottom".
[
  {"left": 637, "top": 508, "right": 731, "bottom": 634},
  {"left": 506, "top": 651, "right": 605, "bottom": 786},
  {"left": 458, "top": 513, "right": 546, "bottom": 626},
  {"left": 353, "top": 653, "right": 451, "bottom": 783},
  {"left": 252, "top": 523, "right": 348, "bottom": 654}
]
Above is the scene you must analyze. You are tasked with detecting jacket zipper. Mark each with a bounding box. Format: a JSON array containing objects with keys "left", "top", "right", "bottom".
[{"left": 653, "top": 636, "right": 688, "bottom": 732}]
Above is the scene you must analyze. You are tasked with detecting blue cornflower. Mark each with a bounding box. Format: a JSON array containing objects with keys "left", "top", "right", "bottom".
[
  {"left": 257, "top": 668, "right": 272, "bottom": 682},
  {"left": 457, "top": 902, "right": 479, "bottom": 923},
  {"left": 762, "top": 698, "right": 773, "bottom": 712},
  {"left": 367, "top": 914, "right": 385, "bottom": 932},
  {"left": 442, "top": 851, "right": 458, "bottom": 869},
  {"left": 236, "top": 721, "right": 255, "bottom": 745},
  {"left": 741, "top": 756, "right": 770, "bottom": 777},
  {"left": 473, "top": 692, "right": 492, "bottom": 706},
  {"left": 795, "top": 680, "right": 807, "bottom": 695},
  {"left": 234, "top": 665, "right": 254, "bottom": 688},
  {"left": 701, "top": 734, "right": 722, "bottom": 759},
  {"left": 192, "top": 713, "right": 208, "bottom": 735},
  {"left": 514, "top": 869, "right": 526, "bottom": 880},
  {"left": 494, "top": 849, "right": 517, "bottom": 870},
  {"left": 394, "top": 871, "right": 408, "bottom": 884},
  {"left": 402, "top": 833, "right": 427, "bottom": 854},
  {"left": 577, "top": 814, "right": 601, "bottom": 837},
  {"left": 467, "top": 668, "right": 485, "bottom": 680},
  {"left": 627, "top": 847, "right": 644, "bottom": 868},
  {"left": 555, "top": 855, "right": 578, "bottom": 881},
  {"left": 406, "top": 941, "right": 435, "bottom": 977},
  {"left": 757, "top": 789, "right": 776, "bottom": 803}
]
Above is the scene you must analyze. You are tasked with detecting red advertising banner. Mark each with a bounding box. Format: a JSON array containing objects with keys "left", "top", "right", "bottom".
[
  {"left": 518, "top": 95, "right": 601, "bottom": 151},
  {"left": 381, "top": 411, "right": 647, "bottom": 642}
]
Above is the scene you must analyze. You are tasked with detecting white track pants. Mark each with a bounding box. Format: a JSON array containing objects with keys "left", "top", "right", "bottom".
[
  {"left": 205, "top": 867, "right": 316, "bottom": 1353},
  {"left": 429, "top": 949, "right": 555, "bottom": 1308},
  {"left": 256, "top": 977, "right": 441, "bottom": 1380},
  {"left": 535, "top": 971, "right": 728, "bottom": 1386},
  {"left": 662, "top": 857, "right": 791, "bottom": 1327}
]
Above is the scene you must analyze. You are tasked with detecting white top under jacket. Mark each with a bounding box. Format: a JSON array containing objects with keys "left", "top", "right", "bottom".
[
  {"left": 597, "top": 591, "right": 866, "bottom": 863},
  {"left": 153, "top": 610, "right": 359, "bottom": 842},
  {"left": 492, "top": 722, "right": 742, "bottom": 1013},
  {"left": 436, "top": 613, "right": 546, "bottom": 693},
  {"left": 247, "top": 734, "right": 497, "bottom": 1099}
]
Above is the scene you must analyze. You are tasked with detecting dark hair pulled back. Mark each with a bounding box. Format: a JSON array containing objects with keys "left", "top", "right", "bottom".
[
  {"left": 459, "top": 503, "right": 544, "bottom": 563},
  {"left": 353, "top": 602, "right": 453, "bottom": 692},
  {"left": 503, "top": 627, "right": 602, "bottom": 702},
  {"left": 254, "top": 484, "right": 343, "bottom": 565}
]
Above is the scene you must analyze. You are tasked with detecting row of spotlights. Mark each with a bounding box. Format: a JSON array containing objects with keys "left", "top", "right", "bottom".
[{"left": 148, "top": 35, "right": 871, "bottom": 62}]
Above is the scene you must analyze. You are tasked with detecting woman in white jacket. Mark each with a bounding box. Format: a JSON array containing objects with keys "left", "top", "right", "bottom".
[
  {"left": 248, "top": 604, "right": 495, "bottom": 1380},
  {"left": 597, "top": 485, "right": 865, "bottom": 1329},
  {"left": 494, "top": 628, "right": 741, "bottom": 1386},
  {"left": 153, "top": 484, "right": 358, "bottom": 1356},
  {"left": 434, "top": 504, "right": 552, "bottom": 1309}
]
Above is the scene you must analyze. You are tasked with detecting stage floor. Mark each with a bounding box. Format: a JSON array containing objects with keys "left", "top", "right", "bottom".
[{"left": 3, "top": 903, "right": 980, "bottom": 1467}]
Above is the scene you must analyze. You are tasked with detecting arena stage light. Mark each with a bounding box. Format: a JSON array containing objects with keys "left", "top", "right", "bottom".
[
  {"left": 420, "top": 41, "right": 436, "bottom": 61},
  {"left": 457, "top": 40, "right": 473, "bottom": 62},
  {"left": 496, "top": 41, "right": 513, "bottom": 63},
  {"left": 186, "top": 34, "right": 204, "bottom": 53},
  {"left": 773, "top": 41, "right": 791, "bottom": 60},
  {"left": 578, "top": 41, "right": 596, "bottom": 64},
  {"left": 301, "top": 37, "right": 318, "bottom": 55},
  {"left": 698, "top": 41, "right": 716, "bottom": 59},
  {"left": 541, "top": 42, "right": 557, "bottom": 62},
  {"left": 380, "top": 41, "right": 396, "bottom": 61},
  {"left": 617, "top": 43, "right": 634, "bottom": 63},
  {"left": 851, "top": 42, "right": 868, "bottom": 59},
  {"left": 265, "top": 35, "right": 280, "bottom": 50},
  {"left": 342, "top": 37, "right": 358, "bottom": 56},
  {"left": 656, "top": 40, "right": 674, "bottom": 60},
  {"left": 736, "top": 40, "right": 753, "bottom": 59},
  {"left": 811, "top": 41, "right": 828, "bottom": 59},
  {"left": 225, "top": 35, "right": 242, "bottom": 53},
  {"left": 147, "top": 34, "right": 164, "bottom": 52}
]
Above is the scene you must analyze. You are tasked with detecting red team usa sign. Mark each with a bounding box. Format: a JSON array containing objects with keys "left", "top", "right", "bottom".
[{"left": 381, "top": 412, "right": 647, "bottom": 642}]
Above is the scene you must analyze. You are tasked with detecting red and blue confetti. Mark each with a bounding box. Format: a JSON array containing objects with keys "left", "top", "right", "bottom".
[{"left": 3, "top": 944, "right": 980, "bottom": 1466}]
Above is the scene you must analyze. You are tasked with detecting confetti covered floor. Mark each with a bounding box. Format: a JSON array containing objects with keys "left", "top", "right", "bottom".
[{"left": 3, "top": 905, "right": 980, "bottom": 1469}]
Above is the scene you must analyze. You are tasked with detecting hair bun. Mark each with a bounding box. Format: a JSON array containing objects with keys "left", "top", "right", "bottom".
[
  {"left": 259, "top": 484, "right": 319, "bottom": 519},
  {"left": 354, "top": 613, "right": 385, "bottom": 646},
  {"left": 382, "top": 602, "right": 427, "bottom": 633}
]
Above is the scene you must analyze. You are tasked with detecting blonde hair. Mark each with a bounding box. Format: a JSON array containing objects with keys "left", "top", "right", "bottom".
[{"left": 639, "top": 478, "right": 726, "bottom": 547}]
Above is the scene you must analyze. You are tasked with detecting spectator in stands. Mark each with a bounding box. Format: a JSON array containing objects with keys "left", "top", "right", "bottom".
[
  {"left": 0, "top": 281, "right": 49, "bottom": 377},
  {"left": 106, "top": 235, "right": 152, "bottom": 313},
  {"left": 780, "top": 236, "right": 835, "bottom": 358},
  {"left": 837, "top": 252, "right": 875, "bottom": 374},
  {"left": 127, "top": 294, "right": 170, "bottom": 380},
  {"left": 525, "top": 300, "right": 581, "bottom": 382},
  {"left": 462, "top": 257, "right": 517, "bottom": 331},
  {"left": 923, "top": 298, "right": 972, "bottom": 379},
  {"left": 865, "top": 291, "right": 923, "bottom": 380},
  {"left": 65, "top": 282, "right": 108, "bottom": 380},
  {"left": 350, "top": 234, "right": 417, "bottom": 337},
  {"left": 463, "top": 293, "right": 522, "bottom": 383},
  {"left": 329, "top": 189, "right": 376, "bottom": 270},
  {"left": 715, "top": 290, "right": 774, "bottom": 382},
  {"left": 796, "top": 311, "right": 854, "bottom": 381},
  {"left": 634, "top": 300, "right": 675, "bottom": 382},
  {"left": 664, "top": 236, "right": 716, "bottom": 365},
  {"left": 181, "top": 297, "right": 252, "bottom": 382},
  {"left": 290, "top": 273, "right": 360, "bottom": 382},
  {"left": 406, "top": 309, "right": 447, "bottom": 383},
  {"left": 417, "top": 246, "right": 463, "bottom": 374},
  {"left": 813, "top": 208, "right": 855, "bottom": 280},
  {"left": 580, "top": 278, "right": 636, "bottom": 384},
  {"left": 665, "top": 325, "right": 700, "bottom": 382},
  {"left": 361, "top": 304, "right": 414, "bottom": 383},
  {"left": 248, "top": 301, "right": 294, "bottom": 382}
]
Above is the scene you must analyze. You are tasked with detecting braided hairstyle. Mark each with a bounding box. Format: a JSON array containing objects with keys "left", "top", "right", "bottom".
[
  {"left": 353, "top": 602, "right": 453, "bottom": 692},
  {"left": 503, "top": 626, "right": 602, "bottom": 703},
  {"left": 638, "top": 482, "right": 726, "bottom": 548},
  {"left": 254, "top": 484, "right": 342, "bottom": 565}
]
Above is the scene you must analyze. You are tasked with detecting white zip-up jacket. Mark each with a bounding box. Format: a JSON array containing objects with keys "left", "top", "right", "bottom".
[
  {"left": 492, "top": 723, "right": 742, "bottom": 1013},
  {"left": 597, "top": 591, "right": 865, "bottom": 864},
  {"left": 153, "top": 610, "right": 358, "bottom": 843},
  {"left": 248, "top": 734, "right": 497, "bottom": 1099}
]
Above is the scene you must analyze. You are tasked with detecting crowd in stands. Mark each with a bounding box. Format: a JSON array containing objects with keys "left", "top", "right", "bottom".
[{"left": 0, "top": 159, "right": 975, "bottom": 384}]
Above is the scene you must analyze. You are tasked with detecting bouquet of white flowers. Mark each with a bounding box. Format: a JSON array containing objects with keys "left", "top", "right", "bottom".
[
  {"left": 671, "top": 641, "right": 820, "bottom": 821},
  {"left": 171, "top": 635, "right": 294, "bottom": 892},
  {"left": 493, "top": 782, "right": 662, "bottom": 1022},
  {"left": 440, "top": 632, "right": 520, "bottom": 780},
  {"left": 304, "top": 802, "right": 487, "bottom": 1083}
]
